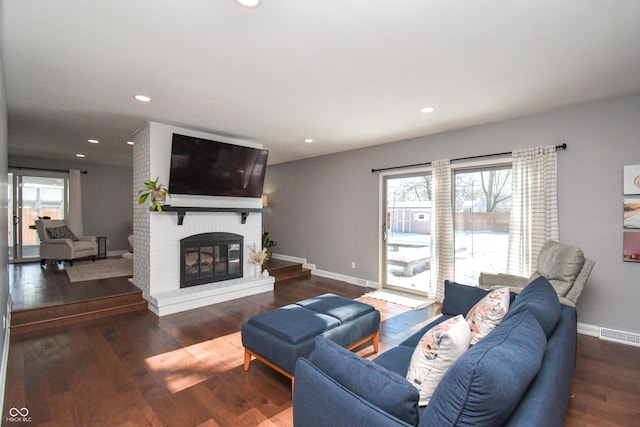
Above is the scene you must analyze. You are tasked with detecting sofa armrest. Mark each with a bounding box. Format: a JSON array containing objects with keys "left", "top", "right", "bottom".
[
  {"left": 504, "top": 306, "right": 577, "bottom": 427},
  {"left": 479, "top": 272, "right": 528, "bottom": 289},
  {"left": 293, "top": 358, "right": 411, "bottom": 427}
]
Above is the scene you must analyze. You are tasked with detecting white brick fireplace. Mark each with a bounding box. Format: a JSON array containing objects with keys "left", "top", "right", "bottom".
[{"left": 132, "top": 122, "right": 274, "bottom": 316}]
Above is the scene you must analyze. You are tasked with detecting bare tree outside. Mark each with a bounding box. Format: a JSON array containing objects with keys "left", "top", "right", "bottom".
[
  {"left": 480, "top": 169, "right": 511, "bottom": 212},
  {"left": 391, "top": 176, "right": 431, "bottom": 202},
  {"left": 455, "top": 169, "right": 511, "bottom": 213}
]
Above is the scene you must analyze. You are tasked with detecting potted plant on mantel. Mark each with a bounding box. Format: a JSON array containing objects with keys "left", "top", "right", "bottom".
[{"left": 138, "top": 177, "right": 171, "bottom": 212}]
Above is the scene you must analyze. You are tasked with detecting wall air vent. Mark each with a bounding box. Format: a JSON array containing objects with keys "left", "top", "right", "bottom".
[{"left": 599, "top": 327, "right": 640, "bottom": 347}]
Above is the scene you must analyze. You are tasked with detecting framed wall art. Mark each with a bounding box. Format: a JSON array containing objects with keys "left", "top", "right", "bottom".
[
  {"left": 624, "top": 198, "right": 640, "bottom": 229},
  {"left": 623, "top": 231, "right": 640, "bottom": 262},
  {"left": 623, "top": 164, "right": 640, "bottom": 195}
]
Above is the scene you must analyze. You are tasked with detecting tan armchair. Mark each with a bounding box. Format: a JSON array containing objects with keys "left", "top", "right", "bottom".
[
  {"left": 36, "top": 219, "right": 98, "bottom": 266},
  {"left": 479, "top": 240, "right": 595, "bottom": 307}
]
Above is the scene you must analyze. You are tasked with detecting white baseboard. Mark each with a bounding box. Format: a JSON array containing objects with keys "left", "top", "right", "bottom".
[
  {"left": 271, "top": 253, "right": 377, "bottom": 288},
  {"left": 577, "top": 322, "right": 640, "bottom": 347},
  {"left": 577, "top": 322, "right": 599, "bottom": 337},
  {"left": 312, "top": 269, "right": 378, "bottom": 288},
  {"left": 270, "top": 253, "right": 316, "bottom": 270}
]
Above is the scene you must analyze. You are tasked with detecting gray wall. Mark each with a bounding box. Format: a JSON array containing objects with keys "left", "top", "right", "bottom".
[
  {"left": 264, "top": 93, "right": 640, "bottom": 334},
  {"left": 8, "top": 155, "right": 133, "bottom": 252}
]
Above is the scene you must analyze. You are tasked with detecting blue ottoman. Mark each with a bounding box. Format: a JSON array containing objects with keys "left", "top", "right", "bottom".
[{"left": 242, "top": 293, "right": 380, "bottom": 383}]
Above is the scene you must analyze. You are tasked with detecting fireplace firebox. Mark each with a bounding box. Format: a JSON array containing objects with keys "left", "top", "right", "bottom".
[{"left": 180, "top": 232, "right": 243, "bottom": 288}]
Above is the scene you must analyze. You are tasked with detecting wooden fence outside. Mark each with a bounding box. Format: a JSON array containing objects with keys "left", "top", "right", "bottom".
[{"left": 455, "top": 212, "right": 510, "bottom": 233}]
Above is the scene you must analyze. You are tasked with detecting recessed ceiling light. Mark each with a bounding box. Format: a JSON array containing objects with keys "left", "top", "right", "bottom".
[
  {"left": 304, "top": 138, "right": 314, "bottom": 143},
  {"left": 88, "top": 139, "right": 99, "bottom": 144},
  {"left": 420, "top": 106, "right": 435, "bottom": 113},
  {"left": 236, "top": 0, "right": 261, "bottom": 7},
  {"left": 126, "top": 141, "right": 135, "bottom": 146},
  {"left": 134, "top": 94, "right": 151, "bottom": 102},
  {"left": 75, "top": 154, "right": 86, "bottom": 158}
]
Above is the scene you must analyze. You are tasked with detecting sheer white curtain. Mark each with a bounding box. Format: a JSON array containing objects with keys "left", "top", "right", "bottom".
[
  {"left": 507, "top": 146, "right": 559, "bottom": 277},
  {"left": 68, "top": 169, "right": 84, "bottom": 236},
  {"left": 430, "top": 159, "right": 454, "bottom": 302}
]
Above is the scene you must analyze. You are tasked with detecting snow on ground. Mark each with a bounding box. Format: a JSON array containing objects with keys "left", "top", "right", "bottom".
[{"left": 386, "top": 231, "right": 509, "bottom": 292}]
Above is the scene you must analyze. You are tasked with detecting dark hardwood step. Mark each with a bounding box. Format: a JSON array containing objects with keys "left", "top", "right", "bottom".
[
  {"left": 263, "top": 258, "right": 313, "bottom": 283},
  {"left": 271, "top": 268, "right": 312, "bottom": 283},
  {"left": 12, "top": 291, "right": 144, "bottom": 325},
  {"left": 11, "top": 291, "right": 147, "bottom": 338}
]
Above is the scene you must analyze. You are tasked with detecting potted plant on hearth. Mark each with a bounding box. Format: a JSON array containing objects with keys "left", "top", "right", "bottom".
[
  {"left": 262, "top": 232, "right": 277, "bottom": 260},
  {"left": 248, "top": 244, "right": 269, "bottom": 277},
  {"left": 138, "top": 177, "right": 171, "bottom": 212}
]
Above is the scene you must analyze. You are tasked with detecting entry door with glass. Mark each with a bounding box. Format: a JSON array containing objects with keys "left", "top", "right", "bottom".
[
  {"left": 383, "top": 172, "right": 432, "bottom": 295},
  {"left": 8, "top": 171, "right": 68, "bottom": 262}
]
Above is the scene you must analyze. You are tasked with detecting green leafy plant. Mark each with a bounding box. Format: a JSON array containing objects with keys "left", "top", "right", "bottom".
[
  {"left": 262, "top": 232, "right": 277, "bottom": 251},
  {"left": 138, "top": 177, "right": 171, "bottom": 212}
]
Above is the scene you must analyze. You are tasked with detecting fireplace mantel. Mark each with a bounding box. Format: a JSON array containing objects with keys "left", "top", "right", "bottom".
[{"left": 151, "top": 205, "right": 266, "bottom": 225}]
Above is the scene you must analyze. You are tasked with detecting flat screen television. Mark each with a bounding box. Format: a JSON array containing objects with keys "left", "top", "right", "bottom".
[{"left": 168, "top": 133, "right": 268, "bottom": 198}]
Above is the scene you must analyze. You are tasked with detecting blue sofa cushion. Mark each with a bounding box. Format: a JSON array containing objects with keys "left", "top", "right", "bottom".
[
  {"left": 296, "top": 293, "right": 374, "bottom": 323},
  {"left": 400, "top": 315, "right": 453, "bottom": 349},
  {"left": 504, "top": 276, "right": 561, "bottom": 338},
  {"left": 441, "top": 280, "right": 489, "bottom": 315},
  {"left": 247, "top": 305, "right": 340, "bottom": 344},
  {"left": 422, "top": 311, "right": 546, "bottom": 427},
  {"left": 373, "top": 345, "right": 415, "bottom": 377},
  {"left": 308, "top": 336, "right": 419, "bottom": 425}
]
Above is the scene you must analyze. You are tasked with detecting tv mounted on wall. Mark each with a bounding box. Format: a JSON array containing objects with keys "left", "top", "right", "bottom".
[{"left": 168, "top": 133, "right": 268, "bottom": 198}]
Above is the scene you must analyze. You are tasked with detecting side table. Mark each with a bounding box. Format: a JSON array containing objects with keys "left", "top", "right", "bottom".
[{"left": 97, "top": 236, "right": 108, "bottom": 259}]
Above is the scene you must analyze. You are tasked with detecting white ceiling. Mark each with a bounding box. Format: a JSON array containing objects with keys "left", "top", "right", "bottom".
[{"left": 2, "top": 0, "right": 640, "bottom": 166}]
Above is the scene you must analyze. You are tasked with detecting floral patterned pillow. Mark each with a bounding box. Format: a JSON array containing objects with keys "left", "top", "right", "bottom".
[
  {"left": 466, "top": 287, "right": 510, "bottom": 345},
  {"left": 406, "top": 314, "right": 471, "bottom": 406}
]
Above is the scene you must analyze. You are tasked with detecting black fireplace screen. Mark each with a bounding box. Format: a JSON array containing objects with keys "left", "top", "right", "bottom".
[{"left": 180, "top": 233, "right": 243, "bottom": 288}]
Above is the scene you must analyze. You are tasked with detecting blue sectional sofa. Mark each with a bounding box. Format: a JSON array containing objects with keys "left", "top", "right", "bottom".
[{"left": 293, "top": 277, "right": 577, "bottom": 427}]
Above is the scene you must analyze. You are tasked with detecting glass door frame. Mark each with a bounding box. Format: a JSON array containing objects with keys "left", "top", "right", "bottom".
[
  {"left": 8, "top": 168, "right": 69, "bottom": 263},
  {"left": 379, "top": 167, "right": 433, "bottom": 296}
]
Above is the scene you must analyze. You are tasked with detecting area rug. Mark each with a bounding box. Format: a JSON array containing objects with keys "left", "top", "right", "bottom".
[
  {"left": 362, "top": 289, "right": 434, "bottom": 310},
  {"left": 65, "top": 258, "right": 133, "bottom": 283}
]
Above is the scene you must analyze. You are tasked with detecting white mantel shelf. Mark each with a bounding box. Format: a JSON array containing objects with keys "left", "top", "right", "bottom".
[{"left": 152, "top": 205, "right": 266, "bottom": 225}]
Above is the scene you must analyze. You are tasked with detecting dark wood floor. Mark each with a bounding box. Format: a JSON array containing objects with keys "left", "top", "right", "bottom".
[
  {"left": 9, "top": 261, "right": 140, "bottom": 311},
  {"left": 3, "top": 265, "right": 640, "bottom": 426}
]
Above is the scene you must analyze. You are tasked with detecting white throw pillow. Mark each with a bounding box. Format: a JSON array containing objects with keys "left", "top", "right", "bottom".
[
  {"left": 466, "top": 287, "right": 510, "bottom": 345},
  {"left": 406, "top": 314, "right": 471, "bottom": 406}
]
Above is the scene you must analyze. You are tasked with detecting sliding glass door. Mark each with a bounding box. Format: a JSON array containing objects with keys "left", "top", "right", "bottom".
[
  {"left": 381, "top": 161, "right": 512, "bottom": 294},
  {"left": 382, "top": 172, "right": 432, "bottom": 295},
  {"left": 8, "top": 170, "right": 68, "bottom": 262}
]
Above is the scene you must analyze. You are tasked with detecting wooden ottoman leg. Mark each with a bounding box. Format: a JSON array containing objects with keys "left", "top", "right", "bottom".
[
  {"left": 244, "top": 348, "right": 252, "bottom": 372},
  {"left": 373, "top": 331, "right": 379, "bottom": 353}
]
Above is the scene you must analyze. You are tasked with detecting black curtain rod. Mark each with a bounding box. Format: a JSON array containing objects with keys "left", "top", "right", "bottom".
[
  {"left": 371, "top": 143, "right": 567, "bottom": 173},
  {"left": 9, "top": 166, "right": 88, "bottom": 174}
]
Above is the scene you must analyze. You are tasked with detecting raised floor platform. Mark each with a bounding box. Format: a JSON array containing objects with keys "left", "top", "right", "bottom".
[
  {"left": 263, "top": 258, "right": 312, "bottom": 283},
  {"left": 9, "top": 262, "right": 147, "bottom": 338}
]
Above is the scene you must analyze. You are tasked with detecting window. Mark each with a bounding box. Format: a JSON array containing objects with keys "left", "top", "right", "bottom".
[
  {"left": 453, "top": 166, "right": 512, "bottom": 284},
  {"left": 382, "top": 162, "right": 512, "bottom": 294}
]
